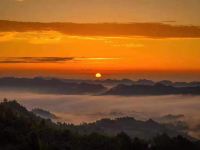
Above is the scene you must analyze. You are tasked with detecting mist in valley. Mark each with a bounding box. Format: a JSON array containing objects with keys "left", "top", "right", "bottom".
[{"left": 1, "top": 90, "right": 200, "bottom": 138}]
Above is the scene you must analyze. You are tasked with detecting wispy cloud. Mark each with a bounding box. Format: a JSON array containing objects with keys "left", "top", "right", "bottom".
[
  {"left": 75, "top": 57, "right": 121, "bottom": 61},
  {"left": 1, "top": 20, "right": 200, "bottom": 38},
  {"left": 0, "top": 31, "right": 63, "bottom": 44},
  {"left": 0, "top": 57, "right": 74, "bottom": 63},
  {"left": 0, "top": 57, "right": 121, "bottom": 64}
]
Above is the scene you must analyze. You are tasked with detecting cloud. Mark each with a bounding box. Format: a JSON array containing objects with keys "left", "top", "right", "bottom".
[
  {"left": 0, "top": 57, "right": 121, "bottom": 64},
  {"left": 0, "top": 57, "right": 74, "bottom": 63},
  {"left": 0, "top": 31, "right": 63, "bottom": 44},
  {"left": 1, "top": 20, "right": 200, "bottom": 38},
  {"left": 0, "top": 32, "right": 16, "bottom": 42},
  {"left": 75, "top": 57, "right": 121, "bottom": 61}
]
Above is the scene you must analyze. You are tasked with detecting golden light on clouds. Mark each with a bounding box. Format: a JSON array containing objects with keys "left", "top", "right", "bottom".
[
  {"left": 0, "top": 31, "right": 63, "bottom": 44},
  {"left": 0, "top": 30, "right": 200, "bottom": 73},
  {"left": 0, "top": 0, "right": 199, "bottom": 81},
  {"left": 0, "top": 21, "right": 200, "bottom": 80}
]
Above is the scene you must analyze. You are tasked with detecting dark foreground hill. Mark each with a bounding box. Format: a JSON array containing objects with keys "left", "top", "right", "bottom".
[
  {"left": 0, "top": 100, "right": 200, "bottom": 150},
  {"left": 65, "top": 117, "right": 188, "bottom": 140}
]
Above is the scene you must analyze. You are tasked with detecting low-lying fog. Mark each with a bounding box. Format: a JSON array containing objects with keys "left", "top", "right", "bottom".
[{"left": 1, "top": 90, "right": 200, "bottom": 137}]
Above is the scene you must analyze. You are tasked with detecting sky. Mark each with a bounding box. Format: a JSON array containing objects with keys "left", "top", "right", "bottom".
[
  {"left": 1, "top": 0, "right": 200, "bottom": 25},
  {"left": 0, "top": 0, "right": 200, "bottom": 81}
]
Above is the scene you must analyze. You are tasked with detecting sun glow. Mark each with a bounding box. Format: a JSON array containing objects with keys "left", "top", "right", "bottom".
[{"left": 95, "top": 73, "right": 102, "bottom": 78}]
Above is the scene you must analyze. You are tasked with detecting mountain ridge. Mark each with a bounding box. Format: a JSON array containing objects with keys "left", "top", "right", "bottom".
[{"left": 1, "top": 77, "right": 200, "bottom": 96}]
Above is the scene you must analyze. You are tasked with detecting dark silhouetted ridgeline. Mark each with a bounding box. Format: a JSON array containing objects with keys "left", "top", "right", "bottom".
[
  {"left": 104, "top": 83, "right": 200, "bottom": 96},
  {"left": 65, "top": 117, "right": 188, "bottom": 140},
  {"left": 0, "top": 100, "right": 200, "bottom": 150},
  {"left": 0, "top": 77, "right": 107, "bottom": 95},
  {"left": 1, "top": 77, "right": 200, "bottom": 96}
]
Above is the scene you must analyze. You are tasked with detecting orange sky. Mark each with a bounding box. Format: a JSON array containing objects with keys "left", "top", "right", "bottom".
[
  {"left": 1, "top": 0, "right": 200, "bottom": 25},
  {"left": 0, "top": 27, "right": 200, "bottom": 80},
  {"left": 0, "top": 0, "right": 199, "bottom": 82}
]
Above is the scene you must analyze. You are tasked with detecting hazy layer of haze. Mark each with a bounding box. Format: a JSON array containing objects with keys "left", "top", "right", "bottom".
[
  {"left": 2, "top": 90, "right": 200, "bottom": 137},
  {"left": 0, "top": 91, "right": 200, "bottom": 124}
]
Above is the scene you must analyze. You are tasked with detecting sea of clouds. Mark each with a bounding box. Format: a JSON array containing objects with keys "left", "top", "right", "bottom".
[{"left": 1, "top": 90, "right": 200, "bottom": 138}]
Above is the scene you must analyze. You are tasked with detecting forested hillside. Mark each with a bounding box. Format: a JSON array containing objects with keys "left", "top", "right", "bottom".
[{"left": 0, "top": 99, "right": 200, "bottom": 150}]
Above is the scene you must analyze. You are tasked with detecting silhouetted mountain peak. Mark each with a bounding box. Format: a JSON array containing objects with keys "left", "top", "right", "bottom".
[
  {"left": 158, "top": 80, "right": 173, "bottom": 86},
  {"left": 135, "top": 79, "right": 155, "bottom": 86}
]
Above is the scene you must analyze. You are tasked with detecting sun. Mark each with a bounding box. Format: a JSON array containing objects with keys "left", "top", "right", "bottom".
[{"left": 95, "top": 73, "right": 102, "bottom": 78}]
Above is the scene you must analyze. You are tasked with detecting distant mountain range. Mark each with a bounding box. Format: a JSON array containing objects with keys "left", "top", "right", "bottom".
[
  {"left": 0, "top": 77, "right": 200, "bottom": 95},
  {"left": 0, "top": 77, "right": 107, "bottom": 95},
  {"left": 104, "top": 83, "right": 200, "bottom": 96},
  {"left": 64, "top": 78, "right": 200, "bottom": 87}
]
